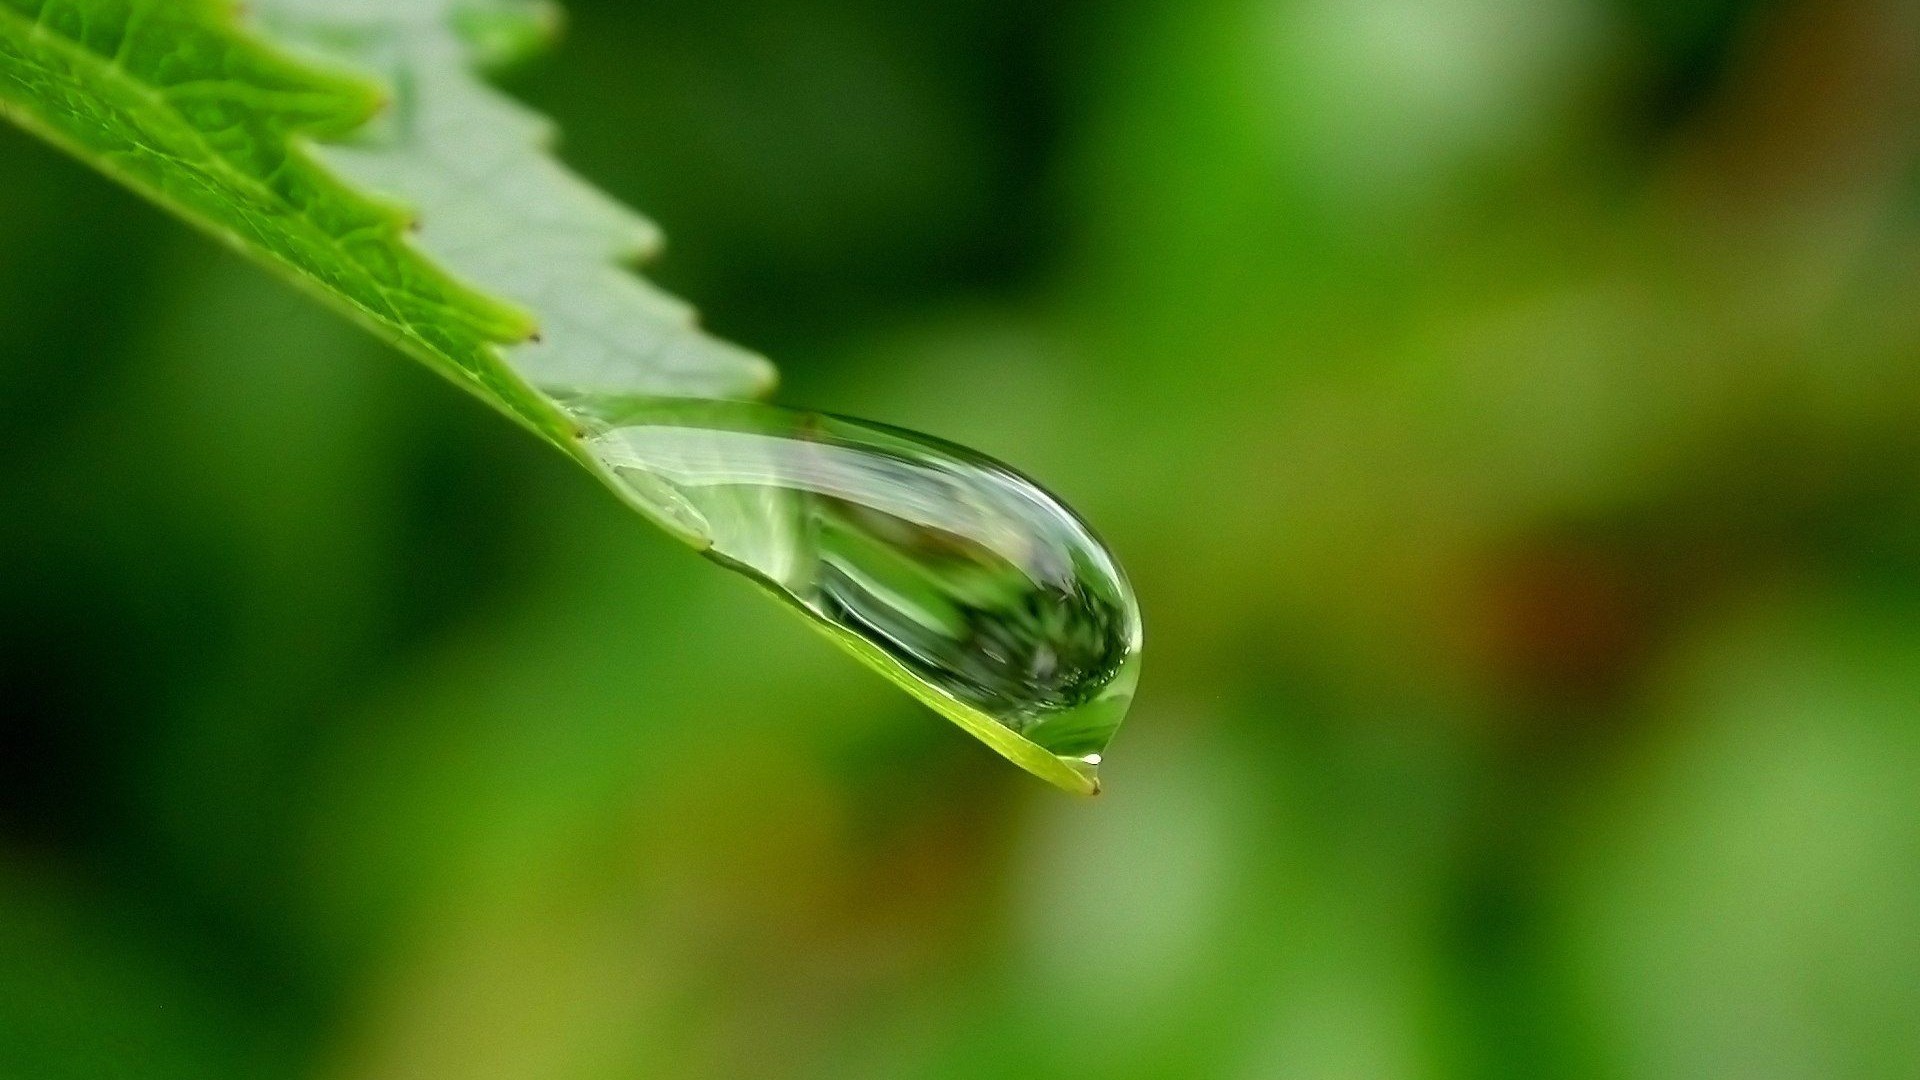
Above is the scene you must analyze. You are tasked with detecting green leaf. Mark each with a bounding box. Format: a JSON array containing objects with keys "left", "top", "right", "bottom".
[
  {"left": 0, "top": 0, "right": 1137, "bottom": 794},
  {"left": 0, "top": 0, "right": 775, "bottom": 458}
]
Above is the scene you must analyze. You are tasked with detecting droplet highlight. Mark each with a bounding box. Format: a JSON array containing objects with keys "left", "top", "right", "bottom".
[{"left": 564, "top": 396, "right": 1141, "bottom": 792}]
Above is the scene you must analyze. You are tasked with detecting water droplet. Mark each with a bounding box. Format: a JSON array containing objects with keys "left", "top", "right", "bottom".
[{"left": 564, "top": 396, "right": 1141, "bottom": 793}]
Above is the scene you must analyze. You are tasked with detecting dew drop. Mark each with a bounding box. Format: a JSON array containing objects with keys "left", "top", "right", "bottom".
[{"left": 563, "top": 395, "right": 1142, "bottom": 793}]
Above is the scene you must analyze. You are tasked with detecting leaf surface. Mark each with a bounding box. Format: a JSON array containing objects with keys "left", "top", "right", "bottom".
[{"left": 0, "top": 0, "right": 773, "bottom": 455}]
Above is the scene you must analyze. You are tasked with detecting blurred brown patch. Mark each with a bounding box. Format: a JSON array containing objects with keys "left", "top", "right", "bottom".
[{"left": 1468, "top": 541, "right": 1660, "bottom": 709}]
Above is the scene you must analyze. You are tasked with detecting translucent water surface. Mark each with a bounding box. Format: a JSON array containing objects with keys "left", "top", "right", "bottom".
[{"left": 567, "top": 396, "right": 1141, "bottom": 793}]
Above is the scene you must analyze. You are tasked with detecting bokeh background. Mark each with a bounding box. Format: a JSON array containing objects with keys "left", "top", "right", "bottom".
[{"left": 5, "top": 0, "right": 1920, "bottom": 1076}]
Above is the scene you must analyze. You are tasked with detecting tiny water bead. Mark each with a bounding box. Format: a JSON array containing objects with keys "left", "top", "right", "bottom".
[{"left": 564, "top": 396, "right": 1141, "bottom": 793}]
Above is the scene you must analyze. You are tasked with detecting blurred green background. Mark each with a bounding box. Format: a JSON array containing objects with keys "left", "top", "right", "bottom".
[{"left": 5, "top": 0, "right": 1920, "bottom": 1076}]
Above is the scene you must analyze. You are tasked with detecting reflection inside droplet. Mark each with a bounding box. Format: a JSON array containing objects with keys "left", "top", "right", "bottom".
[{"left": 563, "top": 396, "right": 1141, "bottom": 790}]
